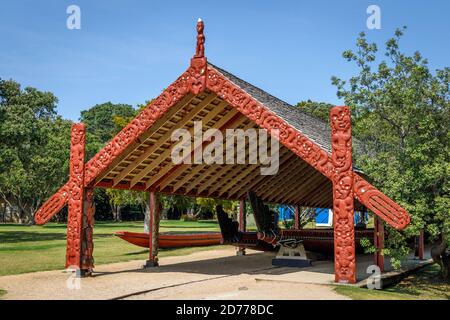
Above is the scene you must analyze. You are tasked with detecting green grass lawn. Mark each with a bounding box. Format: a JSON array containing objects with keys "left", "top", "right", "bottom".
[
  {"left": 0, "top": 220, "right": 221, "bottom": 277},
  {"left": 334, "top": 264, "right": 450, "bottom": 300}
]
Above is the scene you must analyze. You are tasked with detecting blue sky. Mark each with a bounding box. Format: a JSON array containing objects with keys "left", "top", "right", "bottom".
[{"left": 0, "top": 0, "right": 448, "bottom": 121}]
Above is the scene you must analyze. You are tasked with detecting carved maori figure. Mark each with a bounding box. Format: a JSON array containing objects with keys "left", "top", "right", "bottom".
[
  {"left": 66, "top": 123, "right": 86, "bottom": 268},
  {"left": 330, "top": 106, "right": 356, "bottom": 283}
]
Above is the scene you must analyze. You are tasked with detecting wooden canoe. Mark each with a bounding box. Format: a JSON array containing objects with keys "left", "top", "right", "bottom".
[{"left": 115, "top": 231, "right": 223, "bottom": 249}]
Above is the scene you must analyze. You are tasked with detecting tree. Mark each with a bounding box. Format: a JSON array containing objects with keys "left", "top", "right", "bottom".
[
  {"left": 0, "top": 79, "right": 71, "bottom": 223},
  {"left": 296, "top": 100, "right": 334, "bottom": 124},
  {"left": 80, "top": 102, "right": 136, "bottom": 145},
  {"left": 331, "top": 28, "right": 449, "bottom": 278}
]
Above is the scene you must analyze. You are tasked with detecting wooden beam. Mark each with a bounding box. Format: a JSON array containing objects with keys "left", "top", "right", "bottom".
[
  {"left": 199, "top": 130, "right": 268, "bottom": 193},
  {"left": 111, "top": 94, "right": 217, "bottom": 187},
  {"left": 257, "top": 160, "right": 308, "bottom": 201},
  {"left": 170, "top": 120, "right": 254, "bottom": 193},
  {"left": 160, "top": 117, "right": 250, "bottom": 192},
  {"left": 283, "top": 170, "right": 323, "bottom": 204},
  {"left": 266, "top": 164, "right": 311, "bottom": 203},
  {"left": 145, "top": 111, "right": 243, "bottom": 190},
  {"left": 229, "top": 150, "right": 293, "bottom": 199},
  {"left": 145, "top": 192, "right": 161, "bottom": 267},
  {"left": 130, "top": 101, "right": 230, "bottom": 188},
  {"left": 294, "top": 205, "right": 300, "bottom": 229},
  {"left": 237, "top": 198, "right": 246, "bottom": 255},
  {"left": 374, "top": 216, "right": 385, "bottom": 272}
]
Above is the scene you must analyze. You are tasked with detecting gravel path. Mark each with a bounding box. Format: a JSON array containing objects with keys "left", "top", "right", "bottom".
[{"left": 0, "top": 247, "right": 347, "bottom": 300}]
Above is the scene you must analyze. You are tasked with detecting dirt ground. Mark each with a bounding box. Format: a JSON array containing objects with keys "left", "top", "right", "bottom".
[{"left": 0, "top": 247, "right": 347, "bottom": 300}]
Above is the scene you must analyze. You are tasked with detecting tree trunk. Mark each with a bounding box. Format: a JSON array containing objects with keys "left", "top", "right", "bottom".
[
  {"left": 431, "top": 233, "right": 449, "bottom": 280},
  {"left": 111, "top": 205, "right": 122, "bottom": 222},
  {"left": 143, "top": 201, "right": 150, "bottom": 233}
]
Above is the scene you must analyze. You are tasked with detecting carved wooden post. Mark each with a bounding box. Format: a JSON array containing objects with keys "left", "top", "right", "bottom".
[
  {"left": 417, "top": 230, "right": 425, "bottom": 260},
  {"left": 330, "top": 106, "right": 356, "bottom": 283},
  {"left": 80, "top": 188, "right": 95, "bottom": 275},
  {"left": 237, "top": 198, "right": 246, "bottom": 256},
  {"left": 146, "top": 192, "right": 161, "bottom": 267},
  {"left": 294, "top": 205, "right": 300, "bottom": 229},
  {"left": 374, "top": 216, "right": 385, "bottom": 272},
  {"left": 65, "top": 123, "right": 86, "bottom": 269}
]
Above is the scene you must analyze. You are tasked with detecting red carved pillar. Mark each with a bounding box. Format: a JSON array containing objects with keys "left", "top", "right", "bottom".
[
  {"left": 374, "top": 216, "right": 385, "bottom": 272},
  {"left": 237, "top": 198, "right": 247, "bottom": 256},
  {"left": 65, "top": 123, "right": 86, "bottom": 269},
  {"left": 294, "top": 205, "right": 300, "bottom": 229},
  {"left": 146, "top": 192, "right": 161, "bottom": 267},
  {"left": 330, "top": 106, "right": 356, "bottom": 283},
  {"left": 80, "top": 188, "right": 95, "bottom": 275}
]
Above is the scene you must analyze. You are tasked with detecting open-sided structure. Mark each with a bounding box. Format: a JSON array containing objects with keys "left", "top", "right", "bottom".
[{"left": 34, "top": 20, "right": 410, "bottom": 283}]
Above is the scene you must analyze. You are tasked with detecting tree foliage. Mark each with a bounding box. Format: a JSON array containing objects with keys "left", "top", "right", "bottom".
[
  {"left": 331, "top": 28, "right": 449, "bottom": 275},
  {"left": 0, "top": 79, "right": 72, "bottom": 223}
]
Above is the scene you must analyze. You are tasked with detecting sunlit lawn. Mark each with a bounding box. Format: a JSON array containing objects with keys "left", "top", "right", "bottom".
[
  {"left": 0, "top": 220, "right": 221, "bottom": 277},
  {"left": 334, "top": 264, "right": 450, "bottom": 300}
]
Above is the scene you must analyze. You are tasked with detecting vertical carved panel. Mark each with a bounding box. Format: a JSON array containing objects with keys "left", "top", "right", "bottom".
[
  {"left": 81, "top": 188, "right": 95, "bottom": 272},
  {"left": 66, "top": 124, "right": 86, "bottom": 268},
  {"left": 330, "top": 106, "right": 356, "bottom": 283}
]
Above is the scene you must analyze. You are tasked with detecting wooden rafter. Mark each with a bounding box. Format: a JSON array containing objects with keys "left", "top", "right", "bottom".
[
  {"left": 229, "top": 150, "right": 293, "bottom": 199},
  {"left": 110, "top": 94, "right": 217, "bottom": 187},
  {"left": 145, "top": 110, "right": 243, "bottom": 190},
  {"left": 129, "top": 100, "right": 231, "bottom": 188},
  {"left": 159, "top": 117, "right": 250, "bottom": 192}
]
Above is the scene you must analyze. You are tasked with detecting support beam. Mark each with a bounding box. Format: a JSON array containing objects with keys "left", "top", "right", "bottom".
[
  {"left": 145, "top": 192, "right": 161, "bottom": 267},
  {"left": 237, "top": 198, "right": 247, "bottom": 256},
  {"left": 80, "top": 188, "right": 95, "bottom": 275},
  {"left": 374, "top": 216, "right": 385, "bottom": 272},
  {"left": 66, "top": 124, "right": 86, "bottom": 269},
  {"left": 330, "top": 106, "right": 356, "bottom": 284},
  {"left": 294, "top": 205, "right": 300, "bottom": 229},
  {"left": 417, "top": 230, "right": 425, "bottom": 260}
]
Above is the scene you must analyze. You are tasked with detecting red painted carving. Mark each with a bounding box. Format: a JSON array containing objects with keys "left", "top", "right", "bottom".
[
  {"left": 66, "top": 123, "right": 86, "bottom": 268},
  {"left": 353, "top": 174, "right": 410, "bottom": 229},
  {"left": 195, "top": 19, "right": 205, "bottom": 58},
  {"left": 34, "top": 183, "right": 70, "bottom": 225},
  {"left": 81, "top": 188, "right": 95, "bottom": 272},
  {"left": 330, "top": 106, "right": 356, "bottom": 283}
]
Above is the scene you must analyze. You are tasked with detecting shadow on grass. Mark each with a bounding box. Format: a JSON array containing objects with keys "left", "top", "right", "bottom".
[
  {"left": 385, "top": 265, "right": 450, "bottom": 299},
  {"left": 0, "top": 231, "right": 117, "bottom": 244},
  {"left": 0, "top": 231, "right": 66, "bottom": 243}
]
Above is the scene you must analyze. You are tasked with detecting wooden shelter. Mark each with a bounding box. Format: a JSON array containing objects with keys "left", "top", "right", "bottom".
[{"left": 34, "top": 20, "right": 410, "bottom": 283}]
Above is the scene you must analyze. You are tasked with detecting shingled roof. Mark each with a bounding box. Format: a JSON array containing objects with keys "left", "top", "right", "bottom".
[{"left": 209, "top": 63, "right": 333, "bottom": 153}]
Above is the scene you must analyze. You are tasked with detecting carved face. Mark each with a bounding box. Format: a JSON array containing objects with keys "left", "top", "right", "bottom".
[
  {"left": 330, "top": 108, "right": 350, "bottom": 132},
  {"left": 338, "top": 175, "right": 352, "bottom": 198}
]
